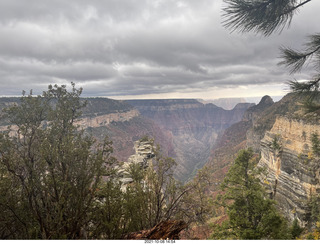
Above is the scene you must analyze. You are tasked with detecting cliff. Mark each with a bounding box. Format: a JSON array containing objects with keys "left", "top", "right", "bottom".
[
  {"left": 76, "top": 109, "right": 140, "bottom": 128},
  {"left": 258, "top": 117, "right": 320, "bottom": 227},
  {"left": 244, "top": 93, "right": 320, "bottom": 226}
]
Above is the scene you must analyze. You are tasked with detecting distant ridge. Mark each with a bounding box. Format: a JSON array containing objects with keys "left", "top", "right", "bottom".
[{"left": 198, "top": 95, "right": 284, "bottom": 110}]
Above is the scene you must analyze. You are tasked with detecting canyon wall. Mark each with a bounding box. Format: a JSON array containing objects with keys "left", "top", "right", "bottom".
[
  {"left": 258, "top": 117, "right": 320, "bottom": 227},
  {"left": 247, "top": 94, "right": 320, "bottom": 227}
]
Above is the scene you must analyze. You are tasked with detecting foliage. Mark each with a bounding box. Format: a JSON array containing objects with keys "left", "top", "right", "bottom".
[
  {"left": 211, "top": 149, "right": 290, "bottom": 240},
  {"left": 124, "top": 141, "right": 213, "bottom": 232},
  {"left": 223, "top": 0, "right": 320, "bottom": 111},
  {"left": 311, "top": 133, "right": 320, "bottom": 157},
  {"left": 90, "top": 181, "right": 125, "bottom": 239},
  {"left": 305, "top": 193, "right": 320, "bottom": 240},
  {"left": 271, "top": 134, "right": 282, "bottom": 152},
  {"left": 289, "top": 219, "right": 304, "bottom": 239},
  {"left": 0, "top": 83, "right": 117, "bottom": 239},
  {"left": 222, "top": 0, "right": 303, "bottom": 36},
  {"left": 139, "top": 135, "right": 151, "bottom": 142}
]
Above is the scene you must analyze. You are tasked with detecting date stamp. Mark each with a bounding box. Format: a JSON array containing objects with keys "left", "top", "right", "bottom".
[{"left": 144, "top": 240, "right": 176, "bottom": 243}]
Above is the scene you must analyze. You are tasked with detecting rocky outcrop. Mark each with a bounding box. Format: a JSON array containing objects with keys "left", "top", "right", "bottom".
[
  {"left": 123, "top": 220, "right": 187, "bottom": 240},
  {"left": 258, "top": 117, "right": 320, "bottom": 227},
  {"left": 245, "top": 93, "right": 305, "bottom": 152},
  {"left": 118, "top": 139, "right": 155, "bottom": 191},
  {"left": 244, "top": 94, "right": 320, "bottom": 227}
]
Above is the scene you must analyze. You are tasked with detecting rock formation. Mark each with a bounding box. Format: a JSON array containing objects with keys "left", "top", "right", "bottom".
[{"left": 117, "top": 139, "right": 155, "bottom": 191}]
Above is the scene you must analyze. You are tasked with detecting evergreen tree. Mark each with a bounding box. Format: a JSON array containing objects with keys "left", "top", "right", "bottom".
[
  {"left": 0, "top": 83, "right": 117, "bottom": 239},
  {"left": 223, "top": 0, "right": 320, "bottom": 111},
  {"left": 211, "top": 149, "right": 289, "bottom": 239}
]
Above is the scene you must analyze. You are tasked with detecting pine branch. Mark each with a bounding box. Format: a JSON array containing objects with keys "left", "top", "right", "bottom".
[
  {"left": 288, "top": 76, "right": 320, "bottom": 112},
  {"left": 279, "top": 34, "right": 320, "bottom": 74},
  {"left": 279, "top": 47, "right": 309, "bottom": 74},
  {"left": 303, "top": 99, "right": 320, "bottom": 113},
  {"left": 288, "top": 76, "right": 320, "bottom": 93},
  {"left": 222, "top": 0, "right": 312, "bottom": 36}
]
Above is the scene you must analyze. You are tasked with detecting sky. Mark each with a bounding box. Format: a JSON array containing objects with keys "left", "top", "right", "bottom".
[{"left": 0, "top": 0, "right": 319, "bottom": 100}]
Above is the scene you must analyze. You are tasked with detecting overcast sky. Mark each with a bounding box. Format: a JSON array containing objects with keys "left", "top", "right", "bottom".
[{"left": 0, "top": 0, "right": 319, "bottom": 100}]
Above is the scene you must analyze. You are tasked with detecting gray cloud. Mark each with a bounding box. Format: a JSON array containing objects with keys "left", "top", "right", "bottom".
[{"left": 0, "top": 0, "right": 319, "bottom": 98}]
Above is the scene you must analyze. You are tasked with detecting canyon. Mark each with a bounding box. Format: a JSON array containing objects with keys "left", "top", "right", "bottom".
[
  {"left": 126, "top": 99, "right": 253, "bottom": 181},
  {"left": 1, "top": 93, "right": 319, "bottom": 228}
]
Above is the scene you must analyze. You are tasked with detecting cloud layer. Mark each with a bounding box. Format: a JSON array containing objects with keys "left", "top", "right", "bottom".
[{"left": 0, "top": 0, "right": 319, "bottom": 98}]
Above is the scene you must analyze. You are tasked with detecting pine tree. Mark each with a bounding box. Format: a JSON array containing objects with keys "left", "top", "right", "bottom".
[
  {"left": 223, "top": 0, "right": 320, "bottom": 111},
  {"left": 211, "top": 149, "right": 289, "bottom": 239}
]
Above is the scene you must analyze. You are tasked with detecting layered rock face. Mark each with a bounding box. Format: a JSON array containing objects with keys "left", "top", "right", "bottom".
[
  {"left": 76, "top": 109, "right": 140, "bottom": 128},
  {"left": 126, "top": 99, "right": 254, "bottom": 181},
  {"left": 245, "top": 94, "right": 320, "bottom": 226},
  {"left": 258, "top": 117, "right": 320, "bottom": 226}
]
